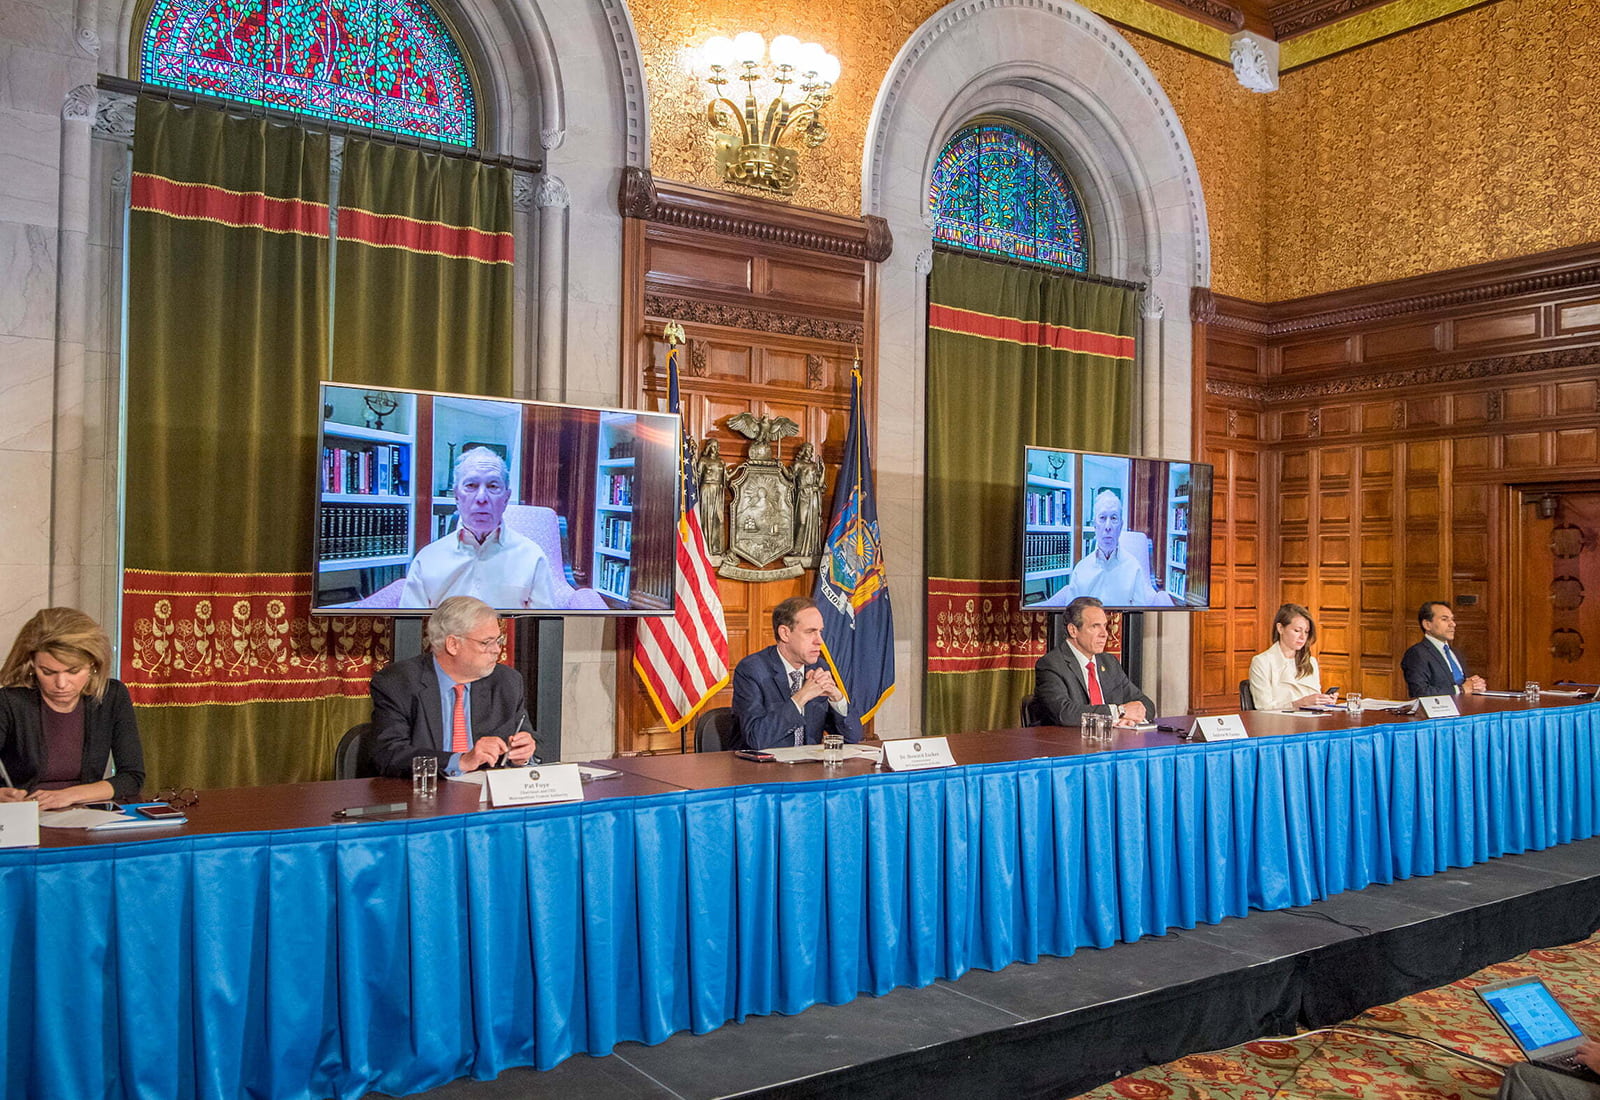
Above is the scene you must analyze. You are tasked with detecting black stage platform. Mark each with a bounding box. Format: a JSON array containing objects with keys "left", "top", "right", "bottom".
[{"left": 371, "top": 835, "right": 1600, "bottom": 1100}]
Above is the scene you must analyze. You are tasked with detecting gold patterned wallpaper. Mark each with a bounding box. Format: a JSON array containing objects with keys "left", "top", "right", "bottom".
[
  {"left": 1266, "top": 0, "right": 1600, "bottom": 299},
  {"left": 629, "top": 0, "right": 1268, "bottom": 296},
  {"left": 629, "top": 0, "right": 1600, "bottom": 303},
  {"left": 1124, "top": 30, "right": 1269, "bottom": 301}
]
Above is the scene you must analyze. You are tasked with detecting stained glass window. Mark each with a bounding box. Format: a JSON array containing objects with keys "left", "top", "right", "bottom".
[
  {"left": 928, "top": 123, "right": 1088, "bottom": 272},
  {"left": 140, "top": 0, "right": 477, "bottom": 146}
]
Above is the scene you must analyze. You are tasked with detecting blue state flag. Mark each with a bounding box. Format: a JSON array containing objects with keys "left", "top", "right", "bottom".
[{"left": 816, "top": 365, "right": 895, "bottom": 721}]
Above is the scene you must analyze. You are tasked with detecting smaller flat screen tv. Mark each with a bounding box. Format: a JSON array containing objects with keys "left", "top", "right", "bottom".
[
  {"left": 312, "top": 382, "right": 680, "bottom": 616},
  {"left": 1020, "top": 447, "right": 1213, "bottom": 611}
]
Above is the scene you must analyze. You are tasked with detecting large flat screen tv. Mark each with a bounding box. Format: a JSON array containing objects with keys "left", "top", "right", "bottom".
[
  {"left": 1021, "top": 447, "right": 1213, "bottom": 611},
  {"left": 312, "top": 382, "right": 680, "bottom": 616}
]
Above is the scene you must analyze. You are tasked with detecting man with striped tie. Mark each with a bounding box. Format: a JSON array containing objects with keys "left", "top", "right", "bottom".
[
  {"left": 1401, "top": 601, "right": 1488, "bottom": 699},
  {"left": 370, "top": 596, "right": 537, "bottom": 777},
  {"left": 731, "top": 597, "right": 863, "bottom": 751},
  {"left": 1034, "top": 596, "right": 1154, "bottom": 728}
]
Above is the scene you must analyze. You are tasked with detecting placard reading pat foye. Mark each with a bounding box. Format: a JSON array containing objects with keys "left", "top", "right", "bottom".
[
  {"left": 485, "top": 763, "right": 584, "bottom": 806},
  {"left": 881, "top": 737, "right": 957, "bottom": 771},
  {"left": 0, "top": 802, "right": 40, "bottom": 848}
]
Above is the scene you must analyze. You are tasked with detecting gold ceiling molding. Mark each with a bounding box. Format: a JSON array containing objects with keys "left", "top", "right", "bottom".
[
  {"left": 1082, "top": 0, "right": 1233, "bottom": 60},
  {"left": 1280, "top": 0, "right": 1496, "bottom": 68}
]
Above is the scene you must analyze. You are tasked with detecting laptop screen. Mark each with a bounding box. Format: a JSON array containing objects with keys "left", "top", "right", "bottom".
[{"left": 1481, "top": 980, "right": 1585, "bottom": 1054}]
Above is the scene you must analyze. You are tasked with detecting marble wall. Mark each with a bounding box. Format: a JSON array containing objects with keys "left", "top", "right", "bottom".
[{"left": 0, "top": 0, "right": 103, "bottom": 648}]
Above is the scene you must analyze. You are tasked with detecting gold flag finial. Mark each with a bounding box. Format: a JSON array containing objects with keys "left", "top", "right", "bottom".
[{"left": 664, "top": 321, "right": 685, "bottom": 348}]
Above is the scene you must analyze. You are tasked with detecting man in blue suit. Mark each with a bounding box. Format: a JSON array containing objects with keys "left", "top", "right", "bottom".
[
  {"left": 1401, "top": 600, "right": 1488, "bottom": 698},
  {"left": 732, "top": 597, "right": 864, "bottom": 750}
]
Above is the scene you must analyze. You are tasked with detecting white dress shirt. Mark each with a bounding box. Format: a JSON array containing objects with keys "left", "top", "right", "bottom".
[{"left": 400, "top": 524, "right": 556, "bottom": 609}]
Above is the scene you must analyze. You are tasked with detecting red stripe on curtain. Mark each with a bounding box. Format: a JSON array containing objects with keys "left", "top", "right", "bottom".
[
  {"left": 338, "top": 207, "right": 514, "bottom": 264},
  {"left": 926, "top": 578, "right": 1050, "bottom": 674},
  {"left": 927, "top": 302, "right": 1136, "bottom": 360},
  {"left": 121, "top": 570, "right": 389, "bottom": 706},
  {"left": 130, "top": 172, "right": 330, "bottom": 237}
]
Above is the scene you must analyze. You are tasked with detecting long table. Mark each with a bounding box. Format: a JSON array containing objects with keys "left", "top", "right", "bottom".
[{"left": 4, "top": 697, "right": 1598, "bottom": 1100}]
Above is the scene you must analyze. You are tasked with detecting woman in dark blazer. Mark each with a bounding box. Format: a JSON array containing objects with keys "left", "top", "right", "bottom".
[{"left": 0, "top": 607, "right": 144, "bottom": 810}]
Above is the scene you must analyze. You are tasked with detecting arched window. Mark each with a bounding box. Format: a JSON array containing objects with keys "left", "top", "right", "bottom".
[
  {"left": 928, "top": 122, "right": 1088, "bottom": 272},
  {"left": 140, "top": 0, "right": 478, "bottom": 146}
]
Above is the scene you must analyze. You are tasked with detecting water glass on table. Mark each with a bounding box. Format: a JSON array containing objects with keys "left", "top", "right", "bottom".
[
  {"left": 1345, "top": 692, "right": 1362, "bottom": 719},
  {"left": 822, "top": 733, "right": 845, "bottom": 768},
  {"left": 1524, "top": 681, "right": 1541, "bottom": 704},
  {"left": 411, "top": 755, "right": 438, "bottom": 797}
]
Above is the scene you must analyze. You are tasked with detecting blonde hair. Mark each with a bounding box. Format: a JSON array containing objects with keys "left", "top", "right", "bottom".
[{"left": 0, "top": 607, "right": 114, "bottom": 700}]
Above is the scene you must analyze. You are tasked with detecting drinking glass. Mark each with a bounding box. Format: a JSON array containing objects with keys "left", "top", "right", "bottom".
[
  {"left": 1345, "top": 692, "right": 1362, "bottom": 719},
  {"left": 411, "top": 755, "right": 438, "bottom": 797},
  {"left": 822, "top": 733, "right": 845, "bottom": 768},
  {"left": 1524, "top": 681, "right": 1541, "bottom": 704}
]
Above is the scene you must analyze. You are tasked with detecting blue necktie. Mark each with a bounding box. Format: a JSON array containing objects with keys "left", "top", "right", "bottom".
[{"left": 1443, "top": 644, "right": 1464, "bottom": 686}]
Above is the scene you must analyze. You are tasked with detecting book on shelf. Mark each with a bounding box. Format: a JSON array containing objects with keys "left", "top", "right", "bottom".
[{"left": 319, "top": 502, "right": 409, "bottom": 562}]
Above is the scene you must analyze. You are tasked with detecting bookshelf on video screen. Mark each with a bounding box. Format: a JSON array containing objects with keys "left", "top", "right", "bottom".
[
  {"left": 1020, "top": 446, "right": 1213, "bottom": 611},
  {"left": 312, "top": 382, "right": 680, "bottom": 616}
]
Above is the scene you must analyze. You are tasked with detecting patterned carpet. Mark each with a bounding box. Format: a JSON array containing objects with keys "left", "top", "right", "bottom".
[{"left": 1076, "top": 935, "right": 1600, "bottom": 1099}]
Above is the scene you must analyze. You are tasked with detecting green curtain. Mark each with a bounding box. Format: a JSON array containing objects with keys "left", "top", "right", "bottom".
[
  {"left": 331, "top": 137, "right": 514, "bottom": 395},
  {"left": 123, "top": 98, "right": 384, "bottom": 792},
  {"left": 924, "top": 251, "right": 1139, "bottom": 736}
]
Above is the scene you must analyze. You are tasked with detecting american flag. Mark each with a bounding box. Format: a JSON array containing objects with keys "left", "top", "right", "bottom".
[{"left": 632, "top": 333, "right": 730, "bottom": 732}]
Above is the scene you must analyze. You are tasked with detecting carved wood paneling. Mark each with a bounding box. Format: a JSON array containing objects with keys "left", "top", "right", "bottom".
[
  {"left": 1193, "top": 242, "right": 1600, "bottom": 713},
  {"left": 617, "top": 175, "right": 882, "bottom": 754}
]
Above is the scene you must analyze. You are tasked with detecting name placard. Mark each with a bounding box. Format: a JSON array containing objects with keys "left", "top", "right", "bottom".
[
  {"left": 0, "top": 802, "right": 40, "bottom": 848},
  {"left": 1419, "top": 695, "right": 1461, "bottom": 718},
  {"left": 1191, "top": 714, "right": 1250, "bottom": 742},
  {"left": 882, "top": 737, "right": 957, "bottom": 771},
  {"left": 485, "top": 763, "right": 584, "bottom": 807}
]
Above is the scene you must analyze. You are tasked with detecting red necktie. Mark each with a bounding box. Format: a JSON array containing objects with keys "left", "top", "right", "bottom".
[
  {"left": 451, "top": 683, "right": 469, "bottom": 752},
  {"left": 1085, "top": 659, "right": 1105, "bottom": 706}
]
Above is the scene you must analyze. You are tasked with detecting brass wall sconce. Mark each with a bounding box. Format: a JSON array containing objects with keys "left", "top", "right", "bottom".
[{"left": 698, "top": 33, "right": 840, "bottom": 196}]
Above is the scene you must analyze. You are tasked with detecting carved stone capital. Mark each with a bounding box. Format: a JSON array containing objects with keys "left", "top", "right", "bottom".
[
  {"left": 76, "top": 24, "right": 98, "bottom": 56},
  {"left": 914, "top": 249, "right": 934, "bottom": 277},
  {"left": 534, "top": 174, "right": 570, "bottom": 210},
  {"left": 512, "top": 174, "right": 534, "bottom": 213},
  {"left": 618, "top": 165, "right": 657, "bottom": 220},
  {"left": 93, "top": 90, "right": 137, "bottom": 142},
  {"left": 1230, "top": 31, "right": 1279, "bottom": 94},
  {"left": 540, "top": 127, "right": 565, "bottom": 151},
  {"left": 63, "top": 85, "right": 97, "bottom": 122},
  {"left": 1140, "top": 292, "right": 1166, "bottom": 319}
]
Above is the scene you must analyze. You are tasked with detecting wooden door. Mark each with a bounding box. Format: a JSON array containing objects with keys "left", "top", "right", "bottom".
[{"left": 1510, "top": 488, "right": 1600, "bottom": 691}]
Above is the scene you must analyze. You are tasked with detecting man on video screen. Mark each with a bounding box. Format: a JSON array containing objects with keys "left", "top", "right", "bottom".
[{"left": 400, "top": 447, "right": 556, "bottom": 610}]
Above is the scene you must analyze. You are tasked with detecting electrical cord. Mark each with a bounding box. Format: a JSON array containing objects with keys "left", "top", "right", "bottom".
[{"left": 1280, "top": 906, "right": 1374, "bottom": 936}]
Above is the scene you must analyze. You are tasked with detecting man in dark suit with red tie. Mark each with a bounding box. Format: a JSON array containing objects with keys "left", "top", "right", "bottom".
[
  {"left": 1034, "top": 596, "right": 1155, "bottom": 727},
  {"left": 1401, "top": 601, "right": 1488, "bottom": 699},
  {"left": 731, "top": 597, "right": 864, "bottom": 751},
  {"left": 369, "top": 596, "right": 538, "bottom": 777}
]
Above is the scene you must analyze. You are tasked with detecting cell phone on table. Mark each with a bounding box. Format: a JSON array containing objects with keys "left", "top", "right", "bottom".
[
  {"left": 734, "top": 749, "right": 776, "bottom": 763},
  {"left": 81, "top": 801, "right": 119, "bottom": 812},
  {"left": 136, "top": 803, "right": 187, "bottom": 820}
]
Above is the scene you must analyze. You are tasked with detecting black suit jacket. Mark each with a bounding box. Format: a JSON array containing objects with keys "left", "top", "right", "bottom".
[
  {"left": 1401, "top": 639, "right": 1466, "bottom": 699},
  {"left": 370, "top": 653, "right": 530, "bottom": 777},
  {"left": 1034, "top": 644, "right": 1155, "bottom": 727},
  {"left": 731, "top": 646, "right": 864, "bottom": 751},
  {"left": 0, "top": 682, "right": 145, "bottom": 801}
]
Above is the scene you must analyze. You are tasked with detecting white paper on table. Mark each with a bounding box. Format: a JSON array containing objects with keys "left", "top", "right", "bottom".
[{"left": 39, "top": 808, "right": 125, "bottom": 829}]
